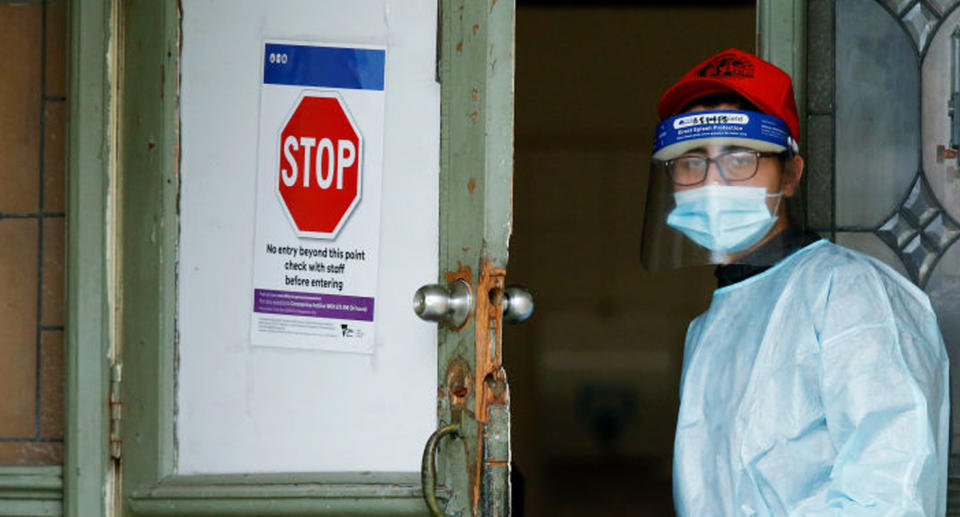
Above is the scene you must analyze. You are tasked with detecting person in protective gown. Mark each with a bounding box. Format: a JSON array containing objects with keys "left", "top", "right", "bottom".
[{"left": 641, "top": 49, "right": 950, "bottom": 516}]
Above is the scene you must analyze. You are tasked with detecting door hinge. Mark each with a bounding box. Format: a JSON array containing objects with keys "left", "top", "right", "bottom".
[{"left": 109, "top": 362, "right": 123, "bottom": 460}]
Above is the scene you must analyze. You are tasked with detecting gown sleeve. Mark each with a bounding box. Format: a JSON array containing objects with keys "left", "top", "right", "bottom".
[{"left": 789, "top": 264, "right": 949, "bottom": 516}]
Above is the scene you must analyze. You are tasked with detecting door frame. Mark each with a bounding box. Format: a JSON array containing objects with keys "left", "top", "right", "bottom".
[
  {"left": 62, "top": 0, "right": 115, "bottom": 516},
  {"left": 61, "top": 0, "right": 515, "bottom": 515},
  {"left": 756, "top": 0, "right": 806, "bottom": 138}
]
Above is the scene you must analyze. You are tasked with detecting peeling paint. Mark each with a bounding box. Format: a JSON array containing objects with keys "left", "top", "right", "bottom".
[
  {"left": 472, "top": 89, "right": 479, "bottom": 102},
  {"left": 482, "top": 369, "right": 508, "bottom": 409},
  {"left": 469, "top": 111, "right": 479, "bottom": 122},
  {"left": 468, "top": 178, "right": 476, "bottom": 194},
  {"left": 445, "top": 358, "right": 473, "bottom": 407},
  {"left": 473, "top": 259, "right": 506, "bottom": 420},
  {"left": 456, "top": 41, "right": 463, "bottom": 53},
  {"left": 470, "top": 258, "right": 507, "bottom": 513},
  {"left": 473, "top": 24, "right": 480, "bottom": 34}
]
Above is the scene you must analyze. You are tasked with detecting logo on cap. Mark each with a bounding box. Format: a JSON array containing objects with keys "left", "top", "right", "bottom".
[
  {"left": 694, "top": 52, "right": 755, "bottom": 79},
  {"left": 673, "top": 112, "right": 749, "bottom": 130}
]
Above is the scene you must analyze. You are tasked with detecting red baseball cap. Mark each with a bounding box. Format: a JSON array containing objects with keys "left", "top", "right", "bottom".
[{"left": 657, "top": 48, "right": 800, "bottom": 141}]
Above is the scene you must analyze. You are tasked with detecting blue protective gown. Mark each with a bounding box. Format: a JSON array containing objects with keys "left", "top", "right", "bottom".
[{"left": 673, "top": 240, "right": 949, "bottom": 516}]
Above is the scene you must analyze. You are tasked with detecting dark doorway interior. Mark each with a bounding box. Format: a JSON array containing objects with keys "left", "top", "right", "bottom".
[{"left": 506, "top": 4, "right": 755, "bottom": 516}]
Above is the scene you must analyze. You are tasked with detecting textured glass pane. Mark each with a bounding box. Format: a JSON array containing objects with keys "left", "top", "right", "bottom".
[
  {"left": 0, "top": 5, "right": 42, "bottom": 213},
  {"left": 921, "top": 6, "right": 960, "bottom": 223},
  {"left": 883, "top": 0, "right": 914, "bottom": 16},
  {"left": 928, "top": 0, "right": 960, "bottom": 16},
  {"left": 0, "top": 4, "right": 66, "bottom": 467},
  {"left": 925, "top": 241, "right": 960, "bottom": 453},
  {"left": 903, "top": 2, "right": 939, "bottom": 53},
  {"left": 835, "top": 231, "right": 909, "bottom": 277},
  {"left": 0, "top": 219, "right": 39, "bottom": 440},
  {"left": 836, "top": 0, "right": 919, "bottom": 227}
]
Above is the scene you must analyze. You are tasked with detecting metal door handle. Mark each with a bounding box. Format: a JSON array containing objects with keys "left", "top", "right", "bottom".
[
  {"left": 414, "top": 280, "right": 473, "bottom": 328},
  {"left": 421, "top": 423, "right": 461, "bottom": 517},
  {"left": 501, "top": 285, "right": 534, "bottom": 324},
  {"left": 414, "top": 282, "right": 533, "bottom": 327}
]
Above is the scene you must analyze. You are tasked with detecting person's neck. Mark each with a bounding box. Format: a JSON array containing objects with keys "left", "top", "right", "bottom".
[
  {"left": 713, "top": 222, "right": 822, "bottom": 287},
  {"left": 720, "top": 213, "right": 790, "bottom": 265}
]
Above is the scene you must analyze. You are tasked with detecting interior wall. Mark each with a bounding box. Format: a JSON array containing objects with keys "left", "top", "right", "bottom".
[{"left": 505, "top": 5, "right": 755, "bottom": 516}]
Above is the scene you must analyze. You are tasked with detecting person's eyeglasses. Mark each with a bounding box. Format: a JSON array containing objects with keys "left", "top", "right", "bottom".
[{"left": 664, "top": 150, "right": 783, "bottom": 186}]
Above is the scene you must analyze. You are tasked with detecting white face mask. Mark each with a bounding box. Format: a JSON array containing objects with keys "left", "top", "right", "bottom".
[{"left": 666, "top": 185, "right": 782, "bottom": 253}]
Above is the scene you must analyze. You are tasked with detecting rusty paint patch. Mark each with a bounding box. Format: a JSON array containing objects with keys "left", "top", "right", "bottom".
[
  {"left": 471, "top": 258, "right": 507, "bottom": 511},
  {"left": 445, "top": 358, "right": 473, "bottom": 407},
  {"left": 462, "top": 247, "right": 471, "bottom": 253},
  {"left": 470, "top": 111, "right": 479, "bottom": 122},
  {"left": 483, "top": 370, "right": 508, "bottom": 407},
  {"left": 468, "top": 178, "right": 477, "bottom": 194},
  {"left": 473, "top": 24, "right": 480, "bottom": 34},
  {"left": 444, "top": 263, "right": 473, "bottom": 289},
  {"left": 456, "top": 41, "right": 463, "bottom": 53},
  {"left": 472, "top": 89, "right": 479, "bottom": 102},
  {"left": 473, "top": 259, "right": 506, "bottom": 422}
]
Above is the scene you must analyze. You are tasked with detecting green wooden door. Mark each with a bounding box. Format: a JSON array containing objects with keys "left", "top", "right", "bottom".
[{"left": 110, "top": 1, "right": 515, "bottom": 516}]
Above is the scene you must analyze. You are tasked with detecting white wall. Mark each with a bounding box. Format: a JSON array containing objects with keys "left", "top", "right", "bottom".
[{"left": 177, "top": 0, "right": 439, "bottom": 473}]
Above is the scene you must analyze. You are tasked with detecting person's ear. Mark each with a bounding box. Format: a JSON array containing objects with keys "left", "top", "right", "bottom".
[{"left": 781, "top": 154, "right": 804, "bottom": 197}]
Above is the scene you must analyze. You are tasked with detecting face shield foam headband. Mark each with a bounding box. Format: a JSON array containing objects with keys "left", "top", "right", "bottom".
[{"left": 652, "top": 109, "right": 797, "bottom": 162}]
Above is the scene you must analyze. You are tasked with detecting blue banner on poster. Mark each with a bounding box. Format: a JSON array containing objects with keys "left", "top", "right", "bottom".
[{"left": 263, "top": 43, "right": 385, "bottom": 91}]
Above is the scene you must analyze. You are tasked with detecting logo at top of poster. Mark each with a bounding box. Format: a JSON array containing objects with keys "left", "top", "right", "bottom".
[{"left": 277, "top": 91, "right": 362, "bottom": 239}]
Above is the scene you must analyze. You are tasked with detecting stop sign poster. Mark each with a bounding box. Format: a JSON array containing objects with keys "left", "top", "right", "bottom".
[{"left": 250, "top": 41, "right": 385, "bottom": 353}]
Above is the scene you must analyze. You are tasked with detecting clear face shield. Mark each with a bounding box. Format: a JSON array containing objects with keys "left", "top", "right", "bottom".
[{"left": 640, "top": 110, "right": 798, "bottom": 271}]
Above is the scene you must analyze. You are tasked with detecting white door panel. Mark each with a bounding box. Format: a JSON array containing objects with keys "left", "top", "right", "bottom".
[{"left": 177, "top": 0, "right": 439, "bottom": 474}]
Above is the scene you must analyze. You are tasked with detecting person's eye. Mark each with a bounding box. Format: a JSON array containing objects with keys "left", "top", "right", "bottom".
[
  {"left": 678, "top": 156, "right": 706, "bottom": 167},
  {"left": 727, "top": 153, "right": 752, "bottom": 168}
]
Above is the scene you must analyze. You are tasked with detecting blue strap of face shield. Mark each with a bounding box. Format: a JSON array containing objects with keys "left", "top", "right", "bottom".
[{"left": 653, "top": 110, "right": 792, "bottom": 157}]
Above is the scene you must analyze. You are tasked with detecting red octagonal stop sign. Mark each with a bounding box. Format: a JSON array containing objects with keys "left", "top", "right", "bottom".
[{"left": 277, "top": 92, "right": 362, "bottom": 239}]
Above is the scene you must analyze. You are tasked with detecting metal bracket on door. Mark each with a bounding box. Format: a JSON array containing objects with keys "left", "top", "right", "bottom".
[{"left": 421, "top": 412, "right": 462, "bottom": 517}]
